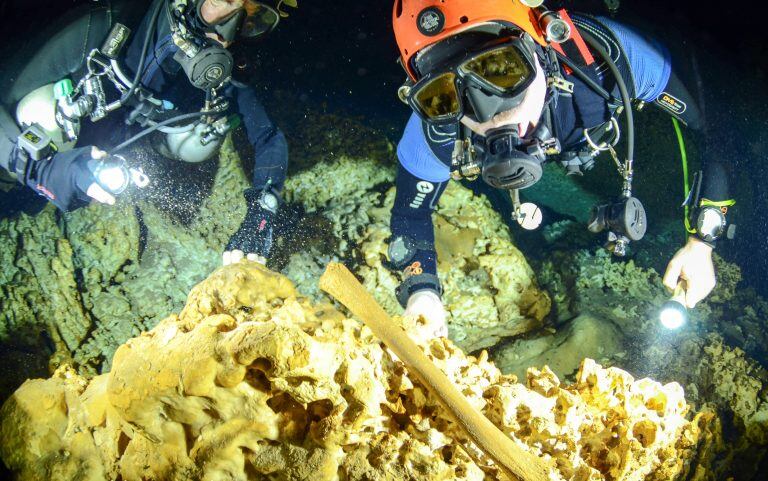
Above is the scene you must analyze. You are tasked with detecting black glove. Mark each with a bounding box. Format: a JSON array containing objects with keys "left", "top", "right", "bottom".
[
  {"left": 224, "top": 187, "right": 281, "bottom": 264},
  {"left": 22, "top": 146, "right": 99, "bottom": 212}
]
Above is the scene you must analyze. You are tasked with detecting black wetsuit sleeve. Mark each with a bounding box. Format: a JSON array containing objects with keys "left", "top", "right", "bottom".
[
  {"left": 390, "top": 165, "right": 449, "bottom": 278},
  {"left": 652, "top": 72, "right": 730, "bottom": 202},
  {"left": 230, "top": 85, "right": 289, "bottom": 191},
  {"left": 0, "top": 4, "right": 115, "bottom": 178},
  {"left": 0, "top": 105, "right": 21, "bottom": 175}
]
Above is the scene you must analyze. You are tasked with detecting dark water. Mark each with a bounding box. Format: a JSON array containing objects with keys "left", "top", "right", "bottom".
[{"left": 0, "top": 0, "right": 766, "bottom": 478}]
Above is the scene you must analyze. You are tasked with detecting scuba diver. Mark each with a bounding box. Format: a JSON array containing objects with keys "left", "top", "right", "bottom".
[
  {"left": 388, "top": 0, "right": 735, "bottom": 339},
  {"left": 0, "top": 0, "right": 288, "bottom": 265}
]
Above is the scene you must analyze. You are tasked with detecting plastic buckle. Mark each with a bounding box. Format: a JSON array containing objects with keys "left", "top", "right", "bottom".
[{"left": 548, "top": 76, "right": 574, "bottom": 94}]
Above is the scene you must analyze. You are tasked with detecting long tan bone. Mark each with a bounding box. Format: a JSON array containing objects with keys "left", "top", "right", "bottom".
[{"left": 319, "top": 263, "right": 551, "bottom": 481}]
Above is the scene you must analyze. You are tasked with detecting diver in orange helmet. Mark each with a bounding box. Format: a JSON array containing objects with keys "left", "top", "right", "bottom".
[{"left": 388, "top": 0, "right": 734, "bottom": 340}]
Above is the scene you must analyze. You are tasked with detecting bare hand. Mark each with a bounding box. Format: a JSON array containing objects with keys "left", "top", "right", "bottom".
[
  {"left": 222, "top": 249, "right": 267, "bottom": 266},
  {"left": 663, "top": 237, "right": 716, "bottom": 308}
]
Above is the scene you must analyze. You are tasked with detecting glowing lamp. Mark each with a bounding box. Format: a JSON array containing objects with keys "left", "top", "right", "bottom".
[
  {"left": 94, "top": 157, "right": 130, "bottom": 195},
  {"left": 659, "top": 284, "right": 688, "bottom": 330}
]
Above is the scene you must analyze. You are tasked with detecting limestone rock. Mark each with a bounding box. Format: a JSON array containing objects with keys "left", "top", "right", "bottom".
[
  {"left": 492, "top": 314, "right": 623, "bottom": 381},
  {"left": 0, "top": 208, "right": 90, "bottom": 362},
  {"left": 284, "top": 157, "right": 551, "bottom": 352},
  {"left": 0, "top": 136, "right": 250, "bottom": 378},
  {"left": 1, "top": 263, "right": 714, "bottom": 481},
  {"left": 524, "top": 247, "right": 768, "bottom": 478}
]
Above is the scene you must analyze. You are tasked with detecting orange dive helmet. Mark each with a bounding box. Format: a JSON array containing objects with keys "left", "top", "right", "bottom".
[{"left": 393, "top": 0, "right": 548, "bottom": 80}]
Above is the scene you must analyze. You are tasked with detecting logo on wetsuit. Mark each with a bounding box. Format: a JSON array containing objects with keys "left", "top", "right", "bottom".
[
  {"left": 655, "top": 92, "right": 687, "bottom": 115},
  {"left": 403, "top": 261, "right": 424, "bottom": 279},
  {"left": 410, "top": 181, "right": 435, "bottom": 209}
]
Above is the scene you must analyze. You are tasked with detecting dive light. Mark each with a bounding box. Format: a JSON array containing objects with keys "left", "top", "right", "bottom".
[
  {"left": 538, "top": 11, "right": 572, "bottom": 44},
  {"left": 90, "top": 155, "right": 150, "bottom": 195},
  {"left": 659, "top": 284, "right": 688, "bottom": 330}
]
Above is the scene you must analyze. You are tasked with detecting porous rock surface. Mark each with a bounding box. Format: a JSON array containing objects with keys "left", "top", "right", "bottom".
[
  {"left": 0, "top": 137, "right": 250, "bottom": 376},
  {"left": 283, "top": 157, "right": 551, "bottom": 352},
  {"left": 0, "top": 263, "right": 714, "bottom": 481},
  {"left": 492, "top": 247, "right": 768, "bottom": 478}
]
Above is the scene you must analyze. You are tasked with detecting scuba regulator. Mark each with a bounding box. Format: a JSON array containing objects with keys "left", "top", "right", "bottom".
[
  {"left": 480, "top": 124, "right": 560, "bottom": 191},
  {"left": 16, "top": 0, "right": 264, "bottom": 169},
  {"left": 168, "top": 0, "right": 235, "bottom": 91},
  {"left": 445, "top": 7, "right": 647, "bottom": 257}
]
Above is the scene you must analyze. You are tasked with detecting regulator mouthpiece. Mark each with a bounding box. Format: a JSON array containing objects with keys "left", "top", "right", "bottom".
[{"left": 481, "top": 127, "right": 543, "bottom": 191}]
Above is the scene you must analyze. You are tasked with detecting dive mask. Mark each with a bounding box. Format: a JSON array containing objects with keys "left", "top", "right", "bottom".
[
  {"left": 403, "top": 37, "right": 537, "bottom": 125},
  {"left": 195, "top": 0, "right": 280, "bottom": 43}
]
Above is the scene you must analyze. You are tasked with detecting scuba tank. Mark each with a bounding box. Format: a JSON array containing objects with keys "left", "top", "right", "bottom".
[
  {"left": 15, "top": 83, "right": 78, "bottom": 153},
  {"left": 153, "top": 114, "right": 240, "bottom": 163}
]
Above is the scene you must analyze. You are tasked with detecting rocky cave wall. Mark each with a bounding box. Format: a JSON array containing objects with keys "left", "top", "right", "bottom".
[
  {"left": 0, "top": 111, "right": 767, "bottom": 479},
  {"left": 0, "top": 263, "right": 726, "bottom": 481}
]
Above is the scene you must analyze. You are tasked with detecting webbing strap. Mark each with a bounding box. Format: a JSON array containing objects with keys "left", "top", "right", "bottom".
[{"left": 549, "top": 9, "right": 595, "bottom": 74}]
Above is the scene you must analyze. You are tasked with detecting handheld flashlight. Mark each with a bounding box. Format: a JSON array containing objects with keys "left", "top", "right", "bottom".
[
  {"left": 90, "top": 154, "right": 150, "bottom": 195},
  {"left": 659, "top": 283, "right": 688, "bottom": 330},
  {"left": 538, "top": 11, "right": 572, "bottom": 44},
  {"left": 93, "top": 157, "right": 130, "bottom": 194}
]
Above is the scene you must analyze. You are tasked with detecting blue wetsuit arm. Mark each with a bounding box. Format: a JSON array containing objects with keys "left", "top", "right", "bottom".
[{"left": 390, "top": 113, "right": 452, "bottom": 280}]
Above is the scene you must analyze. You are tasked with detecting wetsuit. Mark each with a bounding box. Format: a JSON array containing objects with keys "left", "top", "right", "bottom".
[
  {"left": 390, "top": 14, "right": 729, "bottom": 305},
  {"left": 0, "top": 0, "right": 287, "bottom": 208}
]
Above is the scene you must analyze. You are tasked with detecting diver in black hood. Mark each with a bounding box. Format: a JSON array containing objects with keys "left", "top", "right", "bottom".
[
  {"left": 0, "top": 0, "right": 288, "bottom": 266},
  {"left": 388, "top": 0, "right": 735, "bottom": 340}
]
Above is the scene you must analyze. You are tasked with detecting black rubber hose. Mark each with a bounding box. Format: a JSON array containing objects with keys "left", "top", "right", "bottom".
[
  {"left": 120, "top": 0, "right": 165, "bottom": 104},
  {"left": 109, "top": 111, "right": 212, "bottom": 154},
  {"left": 577, "top": 29, "right": 635, "bottom": 164},
  {"left": 554, "top": 52, "right": 615, "bottom": 103}
]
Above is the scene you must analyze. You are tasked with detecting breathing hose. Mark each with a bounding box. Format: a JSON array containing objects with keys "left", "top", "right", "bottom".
[
  {"left": 575, "top": 29, "right": 636, "bottom": 181},
  {"left": 120, "top": 0, "right": 165, "bottom": 104},
  {"left": 109, "top": 111, "right": 213, "bottom": 154},
  {"left": 671, "top": 117, "right": 696, "bottom": 234}
]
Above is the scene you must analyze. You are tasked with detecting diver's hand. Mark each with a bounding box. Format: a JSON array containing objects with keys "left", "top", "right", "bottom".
[
  {"left": 223, "top": 188, "right": 279, "bottom": 266},
  {"left": 403, "top": 290, "right": 448, "bottom": 341},
  {"left": 663, "top": 237, "right": 716, "bottom": 308},
  {"left": 84, "top": 147, "right": 117, "bottom": 205},
  {"left": 26, "top": 146, "right": 115, "bottom": 211}
]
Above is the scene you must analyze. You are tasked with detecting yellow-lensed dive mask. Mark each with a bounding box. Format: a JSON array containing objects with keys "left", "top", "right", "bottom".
[{"left": 406, "top": 38, "right": 537, "bottom": 125}]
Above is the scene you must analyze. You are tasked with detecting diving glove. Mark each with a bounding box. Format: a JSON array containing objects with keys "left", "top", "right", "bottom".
[
  {"left": 224, "top": 187, "right": 280, "bottom": 266},
  {"left": 19, "top": 145, "right": 116, "bottom": 212}
]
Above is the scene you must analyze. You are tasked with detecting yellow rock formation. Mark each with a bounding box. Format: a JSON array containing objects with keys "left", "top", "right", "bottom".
[
  {"left": 284, "top": 156, "right": 552, "bottom": 353},
  {"left": 1, "top": 263, "right": 712, "bottom": 480}
]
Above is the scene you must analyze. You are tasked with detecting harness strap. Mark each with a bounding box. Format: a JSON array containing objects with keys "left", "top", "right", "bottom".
[{"left": 549, "top": 9, "right": 595, "bottom": 74}]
